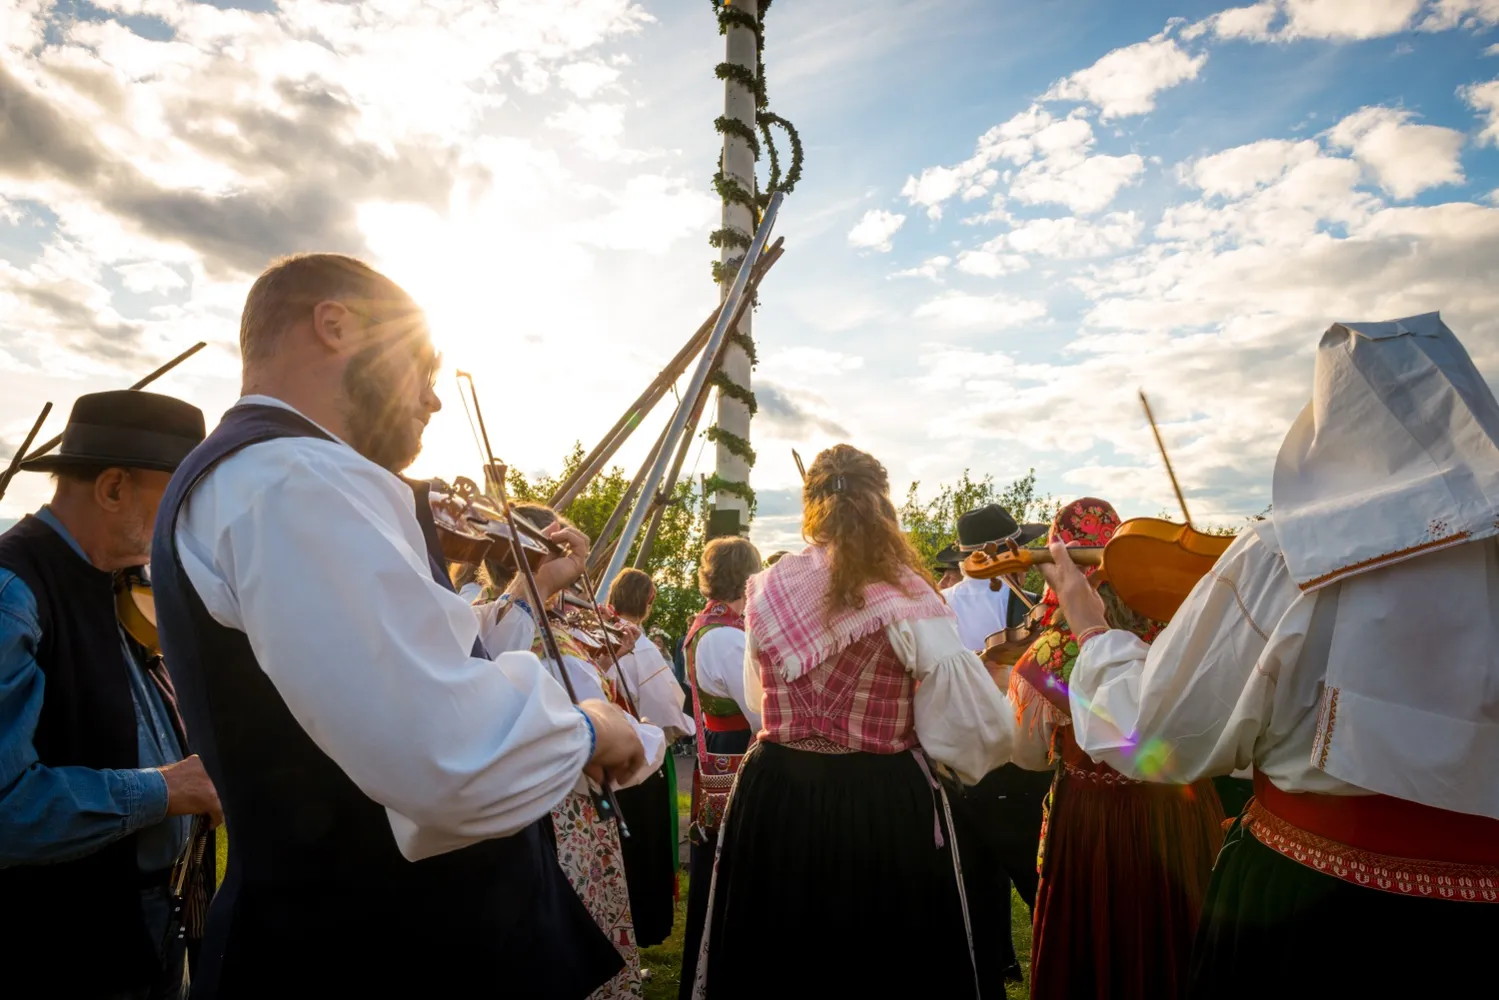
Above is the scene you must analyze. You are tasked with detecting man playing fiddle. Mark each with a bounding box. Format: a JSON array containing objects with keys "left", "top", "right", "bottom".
[
  {"left": 1041, "top": 314, "right": 1499, "bottom": 998},
  {"left": 150, "top": 253, "right": 645, "bottom": 999},
  {"left": 0, "top": 390, "right": 222, "bottom": 999}
]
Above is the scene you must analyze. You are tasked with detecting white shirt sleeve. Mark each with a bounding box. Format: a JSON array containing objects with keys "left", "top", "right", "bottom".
[
  {"left": 696, "top": 625, "right": 760, "bottom": 732},
  {"left": 172, "top": 436, "right": 591, "bottom": 862},
  {"left": 622, "top": 636, "right": 694, "bottom": 741},
  {"left": 1006, "top": 672, "right": 1060, "bottom": 773},
  {"left": 1068, "top": 528, "right": 1292, "bottom": 784},
  {"left": 886, "top": 616, "right": 1017, "bottom": 786},
  {"left": 550, "top": 651, "right": 666, "bottom": 789}
]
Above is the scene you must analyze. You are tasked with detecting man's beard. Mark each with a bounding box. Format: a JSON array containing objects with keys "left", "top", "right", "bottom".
[{"left": 342, "top": 344, "right": 425, "bottom": 474}]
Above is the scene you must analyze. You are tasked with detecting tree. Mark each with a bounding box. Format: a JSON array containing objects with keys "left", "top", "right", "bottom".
[
  {"left": 900, "top": 468, "right": 1058, "bottom": 570},
  {"left": 506, "top": 442, "right": 708, "bottom": 641}
]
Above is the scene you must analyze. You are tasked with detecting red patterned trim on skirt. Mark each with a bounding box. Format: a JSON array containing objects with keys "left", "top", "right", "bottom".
[
  {"left": 1063, "top": 763, "right": 1144, "bottom": 786},
  {"left": 1244, "top": 799, "right": 1499, "bottom": 903}
]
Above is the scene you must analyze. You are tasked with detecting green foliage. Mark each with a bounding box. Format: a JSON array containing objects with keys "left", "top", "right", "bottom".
[
  {"left": 900, "top": 468, "right": 1057, "bottom": 568},
  {"left": 507, "top": 442, "right": 708, "bottom": 640}
]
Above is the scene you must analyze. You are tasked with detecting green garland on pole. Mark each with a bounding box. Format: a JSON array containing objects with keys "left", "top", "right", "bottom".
[{"left": 707, "top": 0, "right": 803, "bottom": 520}]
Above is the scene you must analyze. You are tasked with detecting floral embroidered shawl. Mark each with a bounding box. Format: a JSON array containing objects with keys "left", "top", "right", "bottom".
[{"left": 1010, "top": 498, "right": 1162, "bottom": 730}]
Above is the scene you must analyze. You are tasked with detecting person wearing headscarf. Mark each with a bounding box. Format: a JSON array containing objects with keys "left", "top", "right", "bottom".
[
  {"left": 1041, "top": 314, "right": 1499, "bottom": 999},
  {"left": 1010, "top": 498, "right": 1225, "bottom": 1000},
  {"left": 691, "top": 445, "right": 1017, "bottom": 1000}
]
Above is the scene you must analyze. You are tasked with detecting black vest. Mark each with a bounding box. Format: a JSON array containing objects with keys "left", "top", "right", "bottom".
[
  {"left": 0, "top": 516, "right": 160, "bottom": 992},
  {"left": 150, "top": 403, "right": 620, "bottom": 999}
]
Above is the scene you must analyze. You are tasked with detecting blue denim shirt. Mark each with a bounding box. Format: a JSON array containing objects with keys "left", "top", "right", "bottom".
[{"left": 0, "top": 507, "right": 187, "bottom": 872}]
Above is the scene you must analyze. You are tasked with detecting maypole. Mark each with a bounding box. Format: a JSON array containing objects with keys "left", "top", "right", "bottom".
[{"left": 704, "top": 0, "right": 802, "bottom": 539}]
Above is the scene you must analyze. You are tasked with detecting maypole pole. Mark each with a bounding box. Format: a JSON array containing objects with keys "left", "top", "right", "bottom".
[{"left": 705, "top": 0, "right": 801, "bottom": 539}]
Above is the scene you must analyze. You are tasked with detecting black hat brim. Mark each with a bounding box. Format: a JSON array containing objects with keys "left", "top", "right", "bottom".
[{"left": 19, "top": 452, "right": 187, "bottom": 475}]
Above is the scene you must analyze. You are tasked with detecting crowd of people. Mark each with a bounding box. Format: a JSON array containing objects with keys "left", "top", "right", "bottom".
[{"left": 1, "top": 252, "right": 1495, "bottom": 1000}]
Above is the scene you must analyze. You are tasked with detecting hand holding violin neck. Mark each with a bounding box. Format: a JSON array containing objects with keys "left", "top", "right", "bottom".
[{"left": 1038, "top": 541, "right": 1109, "bottom": 636}]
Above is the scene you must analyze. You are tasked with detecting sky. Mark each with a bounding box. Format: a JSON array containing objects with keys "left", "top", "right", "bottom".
[{"left": 2, "top": 0, "right": 1499, "bottom": 553}]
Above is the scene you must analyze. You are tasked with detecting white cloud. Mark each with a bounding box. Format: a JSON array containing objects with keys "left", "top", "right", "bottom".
[
  {"left": 1043, "top": 36, "right": 1207, "bottom": 120},
  {"left": 1002, "top": 212, "right": 1143, "bottom": 258},
  {"left": 1489, "top": 43, "right": 1499, "bottom": 55},
  {"left": 1010, "top": 151, "right": 1146, "bottom": 214},
  {"left": 954, "top": 250, "right": 1031, "bottom": 276},
  {"left": 115, "top": 261, "right": 187, "bottom": 294},
  {"left": 1202, "top": 3, "right": 1280, "bottom": 40},
  {"left": 1463, "top": 78, "right": 1499, "bottom": 146},
  {"left": 913, "top": 291, "right": 1046, "bottom": 330},
  {"left": 1327, "top": 106, "right": 1466, "bottom": 198},
  {"left": 890, "top": 255, "right": 951, "bottom": 280},
  {"left": 1281, "top": 0, "right": 1424, "bottom": 39},
  {"left": 572, "top": 174, "right": 716, "bottom": 253},
  {"left": 847, "top": 209, "right": 907, "bottom": 252},
  {"left": 1420, "top": 0, "right": 1499, "bottom": 31},
  {"left": 556, "top": 60, "right": 621, "bottom": 98},
  {"left": 1185, "top": 139, "right": 1322, "bottom": 198},
  {"left": 901, "top": 167, "right": 965, "bottom": 216}
]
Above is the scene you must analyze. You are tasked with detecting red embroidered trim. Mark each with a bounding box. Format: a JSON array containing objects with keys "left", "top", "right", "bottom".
[
  {"left": 1298, "top": 532, "right": 1471, "bottom": 590},
  {"left": 1064, "top": 764, "right": 1143, "bottom": 786},
  {"left": 1244, "top": 800, "right": 1499, "bottom": 903}
]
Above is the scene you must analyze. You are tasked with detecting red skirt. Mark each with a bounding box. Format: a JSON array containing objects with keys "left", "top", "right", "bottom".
[{"left": 1030, "top": 728, "right": 1224, "bottom": 1000}]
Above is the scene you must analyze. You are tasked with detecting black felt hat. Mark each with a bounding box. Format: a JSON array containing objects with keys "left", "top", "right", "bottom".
[
  {"left": 934, "top": 543, "right": 962, "bottom": 569},
  {"left": 956, "top": 504, "right": 1047, "bottom": 551},
  {"left": 19, "top": 390, "right": 206, "bottom": 475}
]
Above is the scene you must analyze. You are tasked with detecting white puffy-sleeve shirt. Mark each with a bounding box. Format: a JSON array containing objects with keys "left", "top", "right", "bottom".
[
  {"left": 742, "top": 616, "right": 1017, "bottom": 786},
  {"left": 616, "top": 633, "right": 694, "bottom": 741},
  {"left": 172, "top": 397, "right": 591, "bottom": 862},
  {"left": 478, "top": 607, "right": 667, "bottom": 788},
  {"left": 694, "top": 625, "right": 761, "bottom": 733},
  {"left": 1068, "top": 522, "right": 1367, "bottom": 794}
]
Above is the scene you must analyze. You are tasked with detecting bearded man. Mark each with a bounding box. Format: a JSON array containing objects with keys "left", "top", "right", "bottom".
[
  {"left": 0, "top": 390, "right": 222, "bottom": 998},
  {"left": 150, "top": 253, "right": 644, "bottom": 998}
]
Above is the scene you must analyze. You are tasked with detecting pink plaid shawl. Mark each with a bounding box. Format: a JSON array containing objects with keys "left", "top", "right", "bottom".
[{"left": 745, "top": 545, "right": 953, "bottom": 683}]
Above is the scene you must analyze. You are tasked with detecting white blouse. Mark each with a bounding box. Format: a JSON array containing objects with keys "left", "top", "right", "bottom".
[
  {"left": 614, "top": 633, "right": 694, "bottom": 742},
  {"left": 479, "top": 606, "right": 667, "bottom": 790},
  {"left": 742, "top": 616, "right": 1017, "bottom": 787},
  {"left": 1069, "top": 522, "right": 1368, "bottom": 795},
  {"left": 694, "top": 625, "right": 761, "bottom": 733}
]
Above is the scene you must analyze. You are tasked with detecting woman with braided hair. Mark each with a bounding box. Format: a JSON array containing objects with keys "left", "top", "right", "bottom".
[{"left": 691, "top": 445, "right": 1018, "bottom": 1000}]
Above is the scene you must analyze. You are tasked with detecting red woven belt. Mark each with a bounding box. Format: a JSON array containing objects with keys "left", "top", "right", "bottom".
[{"left": 703, "top": 711, "right": 749, "bottom": 733}]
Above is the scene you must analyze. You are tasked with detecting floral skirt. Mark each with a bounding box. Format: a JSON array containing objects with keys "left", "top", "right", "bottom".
[{"left": 552, "top": 789, "right": 642, "bottom": 1000}]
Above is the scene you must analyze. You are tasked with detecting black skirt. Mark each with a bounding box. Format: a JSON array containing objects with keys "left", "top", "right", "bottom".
[
  {"left": 1189, "top": 820, "right": 1499, "bottom": 999},
  {"left": 678, "top": 727, "right": 752, "bottom": 1000},
  {"left": 617, "top": 766, "right": 675, "bottom": 948},
  {"left": 701, "top": 741, "right": 977, "bottom": 1000}
]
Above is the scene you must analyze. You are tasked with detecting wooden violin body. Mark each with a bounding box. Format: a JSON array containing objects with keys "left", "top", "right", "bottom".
[
  {"left": 429, "top": 476, "right": 555, "bottom": 577},
  {"left": 115, "top": 568, "right": 160, "bottom": 657},
  {"left": 961, "top": 517, "right": 1232, "bottom": 623},
  {"left": 980, "top": 602, "right": 1047, "bottom": 668}
]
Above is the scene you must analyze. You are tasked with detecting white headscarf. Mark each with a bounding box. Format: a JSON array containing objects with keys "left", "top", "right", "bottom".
[{"left": 1272, "top": 312, "right": 1499, "bottom": 817}]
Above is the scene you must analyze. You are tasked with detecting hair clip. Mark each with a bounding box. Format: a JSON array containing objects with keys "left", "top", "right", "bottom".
[{"left": 833, "top": 475, "right": 846, "bottom": 493}]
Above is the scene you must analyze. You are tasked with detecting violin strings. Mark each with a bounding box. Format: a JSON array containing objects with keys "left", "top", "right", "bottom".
[{"left": 457, "top": 375, "right": 488, "bottom": 481}]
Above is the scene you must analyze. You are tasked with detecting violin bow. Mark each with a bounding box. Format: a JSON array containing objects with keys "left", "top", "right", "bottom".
[
  {"left": 792, "top": 448, "right": 806, "bottom": 483},
  {"left": 575, "top": 567, "right": 642, "bottom": 719},
  {"left": 0, "top": 401, "right": 52, "bottom": 504},
  {"left": 1139, "top": 390, "right": 1193, "bottom": 527},
  {"left": 457, "top": 372, "right": 628, "bottom": 837}
]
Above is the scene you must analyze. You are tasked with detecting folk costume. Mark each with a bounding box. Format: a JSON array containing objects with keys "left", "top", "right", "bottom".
[
  {"left": 1065, "top": 314, "right": 1499, "bottom": 999},
  {"left": 0, "top": 391, "right": 207, "bottom": 999},
  {"left": 692, "top": 546, "right": 1017, "bottom": 1000},
  {"left": 153, "top": 397, "right": 622, "bottom": 999},
  {"left": 1010, "top": 498, "right": 1224, "bottom": 1000},
  {"left": 483, "top": 600, "right": 668, "bottom": 1000},
  {"left": 677, "top": 600, "right": 753, "bottom": 1000},
  {"left": 943, "top": 504, "right": 1053, "bottom": 991},
  {"left": 612, "top": 628, "right": 694, "bottom": 948}
]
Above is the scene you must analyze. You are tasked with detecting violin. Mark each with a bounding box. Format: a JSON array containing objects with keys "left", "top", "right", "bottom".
[
  {"left": 979, "top": 601, "right": 1048, "bottom": 668},
  {"left": 429, "top": 476, "right": 558, "bottom": 576},
  {"left": 115, "top": 567, "right": 160, "bottom": 657},
  {"left": 962, "top": 520, "right": 1232, "bottom": 623}
]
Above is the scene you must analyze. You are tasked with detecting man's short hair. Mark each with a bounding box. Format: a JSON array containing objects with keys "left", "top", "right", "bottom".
[
  {"left": 607, "top": 568, "right": 656, "bottom": 619},
  {"left": 698, "top": 536, "right": 762, "bottom": 603},
  {"left": 240, "top": 253, "right": 412, "bottom": 363}
]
